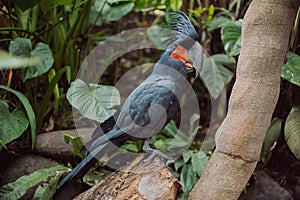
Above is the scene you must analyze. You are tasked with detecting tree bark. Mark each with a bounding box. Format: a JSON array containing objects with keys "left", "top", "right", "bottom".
[
  {"left": 189, "top": 0, "right": 300, "bottom": 199},
  {"left": 74, "top": 155, "right": 181, "bottom": 200}
]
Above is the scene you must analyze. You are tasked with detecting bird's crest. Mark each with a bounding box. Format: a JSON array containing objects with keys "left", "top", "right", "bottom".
[{"left": 165, "top": 11, "right": 199, "bottom": 44}]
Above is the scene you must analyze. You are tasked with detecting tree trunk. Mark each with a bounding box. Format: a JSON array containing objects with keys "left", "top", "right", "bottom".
[{"left": 189, "top": 0, "right": 300, "bottom": 199}]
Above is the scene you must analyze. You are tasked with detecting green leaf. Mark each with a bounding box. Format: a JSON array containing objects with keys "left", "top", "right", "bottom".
[
  {"left": 40, "top": 0, "right": 72, "bottom": 12},
  {"left": 83, "top": 169, "right": 111, "bottom": 186},
  {"left": 200, "top": 56, "right": 225, "bottom": 99},
  {"left": 64, "top": 134, "right": 85, "bottom": 158},
  {"left": 284, "top": 106, "right": 300, "bottom": 159},
  {"left": 9, "top": 38, "right": 54, "bottom": 80},
  {"left": 0, "top": 85, "right": 36, "bottom": 149},
  {"left": 211, "top": 54, "right": 235, "bottom": 84},
  {"left": 182, "top": 150, "right": 193, "bottom": 163},
  {"left": 180, "top": 164, "right": 197, "bottom": 193},
  {"left": 67, "top": 79, "right": 121, "bottom": 123},
  {"left": 120, "top": 141, "right": 141, "bottom": 153},
  {"left": 261, "top": 118, "right": 281, "bottom": 159},
  {"left": 0, "top": 100, "right": 29, "bottom": 149},
  {"left": 174, "top": 157, "right": 185, "bottom": 171},
  {"left": 221, "top": 19, "right": 242, "bottom": 57},
  {"left": 12, "top": 0, "right": 40, "bottom": 11},
  {"left": 0, "top": 50, "right": 40, "bottom": 70},
  {"left": 90, "top": 1, "right": 134, "bottom": 26},
  {"left": 0, "top": 166, "right": 69, "bottom": 200},
  {"left": 170, "top": 0, "right": 182, "bottom": 11},
  {"left": 162, "top": 120, "right": 179, "bottom": 137},
  {"left": 207, "top": 12, "right": 233, "bottom": 32},
  {"left": 281, "top": 52, "right": 300, "bottom": 87},
  {"left": 191, "top": 151, "right": 209, "bottom": 176},
  {"left": 33, "top": 175, "right": 60, "bottom": 200},
  {"left": 189, "top": 113, "right": 201, "bottom": 138}
]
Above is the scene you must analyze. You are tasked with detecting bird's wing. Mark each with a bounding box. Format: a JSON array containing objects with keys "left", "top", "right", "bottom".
[{"left": 116, "top": 78, "right": 179, "bottom": 138}]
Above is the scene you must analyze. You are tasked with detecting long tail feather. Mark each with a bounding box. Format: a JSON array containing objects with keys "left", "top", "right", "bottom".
[{"left": 57, "top": 143, "right": 108, "bottom": 188}]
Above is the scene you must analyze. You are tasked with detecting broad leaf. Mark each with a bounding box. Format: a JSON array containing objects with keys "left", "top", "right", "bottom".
[
  {"left": 0, "top": 85, "right": 36, "bottom": 149},
  {"left": 174, "top": 157, "right": 185, "bottom": 171},
  {"left": 210, "top": 54, "right": 235, "bottom": 84},
  {"left": 0, "top": 50, "right": 40, "bottom": 70},
  {"left": 284, "top": 106, "right": 300, "bottom": 159},
  {"left": 207, "top": 12, "right": 233, "bottom": 32},
  {"left": 200, "top": 56, "right": 225, "bottom": 99},
  {"left": 33, "top": 175, "right": 60, "bottom": 200},
  {"left": 90, "top": 1, "right": 134, "bottom": 26},
  {"left": 182, "top": 150, "right": 193, "bottom": 163},
  {"left": 64, "top": 134, "right": 85, "bottom": 159},
  {"left": 191, "top": 151, "right": 209, "bottom": 176},
  {"left": 67, "top": 79, "right": 120, "bottom": 123},
  {"left": 0, "top": 100, "right": 29, "bottom": 149},
  {"left": 9, "top": 38, "right": 54, "bottom": 80},
  {"left": 180, "top": 164, "right": 197, "bottom": 193},
  {"left": 0, "top": 166, "right": 69, "bottom": 200},
  {"left": 281, "top": 52, "right": 300, "bottom": 87},
  {"left": 221, "top": 19, "right": 242, "bottom": 57},
  {"left": 261, "top": 118, "right": 281, "bottom": 161}
]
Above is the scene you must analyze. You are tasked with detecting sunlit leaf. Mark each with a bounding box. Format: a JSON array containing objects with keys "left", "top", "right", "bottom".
[
  {"left": 221, "top": 19, "right": 242, "bottom": 57},
  {"left": 281, "top": 52, "right": 300, "bottom": 87},
  {"left": 284, "top": 106, "right": 300, "bottom": 159},
  {"left": 67, "top": 79, "right": 120, "bottom": 123}
]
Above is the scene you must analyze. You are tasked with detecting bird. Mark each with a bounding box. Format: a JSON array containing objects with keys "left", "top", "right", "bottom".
[{"left": 58, "top": 11, "right": 203, "bottom": 188}]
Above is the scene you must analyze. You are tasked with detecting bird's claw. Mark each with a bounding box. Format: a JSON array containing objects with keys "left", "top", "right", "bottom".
[{"left": 142, "top": 139, "right": 174, "bottom": 165}]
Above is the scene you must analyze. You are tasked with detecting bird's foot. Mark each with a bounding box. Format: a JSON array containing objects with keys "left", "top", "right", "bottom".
[{"left": 142, "top": 139, "right": 174, "bottom": 165}]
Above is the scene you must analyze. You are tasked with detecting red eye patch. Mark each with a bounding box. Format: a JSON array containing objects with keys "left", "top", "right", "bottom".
[{"left": 170, "top": 45, "right": 193, "bottom": 67}]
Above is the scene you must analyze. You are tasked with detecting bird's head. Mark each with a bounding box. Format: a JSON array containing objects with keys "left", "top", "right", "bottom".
[{"left": 159, "top": 12, "right": 203, "bottom": 78}]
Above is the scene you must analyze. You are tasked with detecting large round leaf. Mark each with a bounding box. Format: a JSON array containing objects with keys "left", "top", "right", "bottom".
[
  {"left": 67, "top": 79, "right": 120, "bottom": 123},
  {"left": 221, "top": 20, "right": 242, "bottom": 57},
  {"left": 284, "top": 106, "right": 300, "bottom": 159},
  {"left": 9, "top": 38, "right": 54, "bottom": 80},
  {"left": 0, "top": 100, "right": 29, "bottom": 149}
]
